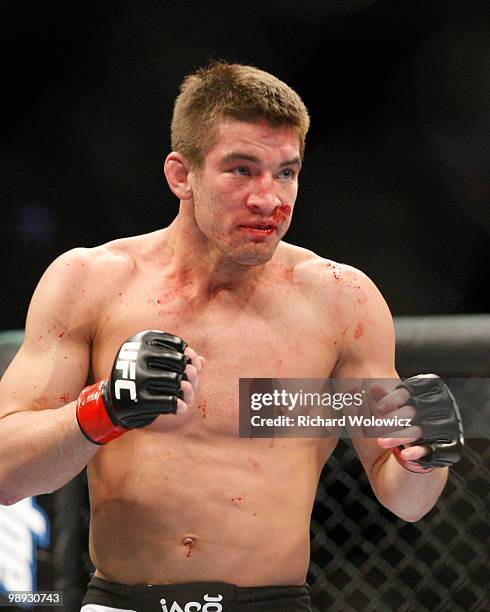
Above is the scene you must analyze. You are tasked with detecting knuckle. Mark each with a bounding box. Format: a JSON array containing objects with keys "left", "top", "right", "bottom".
[
  {"left": 181, "top": 380, "right": 192, "bottom": 395},
  {"left": 185, "top": 364, "right": 198, "bottom": 381},
  {"left": 396, "top": 388, "right": 410, "bottom": 403}
]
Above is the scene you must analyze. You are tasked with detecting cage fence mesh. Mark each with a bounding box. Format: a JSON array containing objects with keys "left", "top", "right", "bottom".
[{"left": 308, "top": 439, "right": 489, "bottom": 611}]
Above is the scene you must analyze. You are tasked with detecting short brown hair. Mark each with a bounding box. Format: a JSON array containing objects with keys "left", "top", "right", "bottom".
[{"left": 171, "top": 61, "right": 310, "bottom": 168}]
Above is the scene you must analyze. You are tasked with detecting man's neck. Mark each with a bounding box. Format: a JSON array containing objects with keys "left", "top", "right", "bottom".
[{"left": 163, "top": 207, "right": 271, "bottom": 300}]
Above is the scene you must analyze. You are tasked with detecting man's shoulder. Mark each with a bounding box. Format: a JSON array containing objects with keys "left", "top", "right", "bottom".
[
  {"left": 279, "top": 242, "right": 373, "bottom": 292},
  {"left": 47, "top": 245, "right": 130, "bottom": 287},
  {"left": 51, "top": 230, "right": 166, "bottom": 281}
]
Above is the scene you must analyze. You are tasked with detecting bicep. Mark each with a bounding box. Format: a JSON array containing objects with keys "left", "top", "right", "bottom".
[
  {"left": 330, "top": 267, "right": 399, "bottom": 478},
  {"left": 333, "top": 267, "right": 398, "bottom": 380},
  {"left": 0, "top": 251, "right": 93, "bottom": 418}
]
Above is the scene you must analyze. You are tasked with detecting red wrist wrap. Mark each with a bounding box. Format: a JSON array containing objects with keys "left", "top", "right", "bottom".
[
  {"left": 76, "top": 380, "right": 126, "bottom": 445},
  {"left": 391, "top": 447, "right": 434, "bottom": 474}
]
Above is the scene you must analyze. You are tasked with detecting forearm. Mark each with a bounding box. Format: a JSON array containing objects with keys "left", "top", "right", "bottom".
[
  {"left": 372, "top": 451, "right": 448, "bottom": 522},
  {"left": 0, "top": 402, "right": 98, "bottom": 505}
]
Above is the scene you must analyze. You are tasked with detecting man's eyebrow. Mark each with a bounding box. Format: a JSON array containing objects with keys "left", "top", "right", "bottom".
[
  {"left": 221, "top": 152, "right": 259, "bottom": 165},
  {"left": 281, "top": 156, "right": 302, "bottom": 169},
  {"left": 220, "top": 152, "right": 302, "bottom": 168}
]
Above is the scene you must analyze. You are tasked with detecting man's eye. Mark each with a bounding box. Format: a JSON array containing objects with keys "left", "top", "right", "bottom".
[
  {"left": 278, "top": 168, "right": 295, "bottom": 180},
  {"left": 232, "top": 166, "right": 250, "bottom": 176}
]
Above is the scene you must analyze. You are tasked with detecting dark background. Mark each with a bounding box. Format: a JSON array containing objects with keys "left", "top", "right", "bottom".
[{"left": 1, "top": 0, "right": 489, "bottom": 330}]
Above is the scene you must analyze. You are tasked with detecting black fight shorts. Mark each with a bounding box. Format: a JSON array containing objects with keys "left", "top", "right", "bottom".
[{"left": 81, "top": 574, "right": 312, "bottom": 611}]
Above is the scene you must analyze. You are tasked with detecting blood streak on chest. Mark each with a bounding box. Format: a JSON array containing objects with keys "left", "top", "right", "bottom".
[
  {"left": 247, "top": 457, "right": 260, "bottom": 470},
  {"left": 197, "top": 399, "right": 208, "bottom": 419}
]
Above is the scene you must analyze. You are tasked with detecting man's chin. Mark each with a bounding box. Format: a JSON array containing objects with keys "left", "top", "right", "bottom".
[{"left": 228, "top": 243, "right": 277, "bottom": 267}]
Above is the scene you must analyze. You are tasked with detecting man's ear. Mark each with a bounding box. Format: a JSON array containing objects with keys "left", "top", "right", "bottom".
[{"left": 163, "top": 152, "right": 193, "bottom": 200}]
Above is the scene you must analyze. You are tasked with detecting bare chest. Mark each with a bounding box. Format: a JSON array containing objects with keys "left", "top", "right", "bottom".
[{"left": 91, "top": 280, "right": 337, "bottom": 437}]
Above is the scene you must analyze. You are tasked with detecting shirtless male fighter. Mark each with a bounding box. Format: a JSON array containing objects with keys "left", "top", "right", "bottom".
[{"left": 0, "top": 62, "right": 463, "bottom": 612}]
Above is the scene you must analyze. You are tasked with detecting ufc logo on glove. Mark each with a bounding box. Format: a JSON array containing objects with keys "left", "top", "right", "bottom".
[{"left": 114, "top": 341, "right": 141, "bottom": 400}]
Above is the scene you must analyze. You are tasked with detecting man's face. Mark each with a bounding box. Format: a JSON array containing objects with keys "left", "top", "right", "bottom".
[{"left": 189, "top": 119, "right": 301, "bottom": 266}]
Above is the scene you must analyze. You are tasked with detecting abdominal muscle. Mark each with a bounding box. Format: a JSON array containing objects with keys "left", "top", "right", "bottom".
[{"left": 88, "top": 425, "right": 336, "bottom": 587}]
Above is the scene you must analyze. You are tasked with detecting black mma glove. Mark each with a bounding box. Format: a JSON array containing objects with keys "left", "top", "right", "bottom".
[
  {"left": 76, "top": 330, "right": 189, "bottom": 444},
  {"left": 395, "top": 374, "right": 464, "bottom": 470}
]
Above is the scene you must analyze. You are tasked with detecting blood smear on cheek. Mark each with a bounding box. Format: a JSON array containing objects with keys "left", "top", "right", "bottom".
[{"left": 271, "top": 205, "right": 291, "bottom": 224}]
